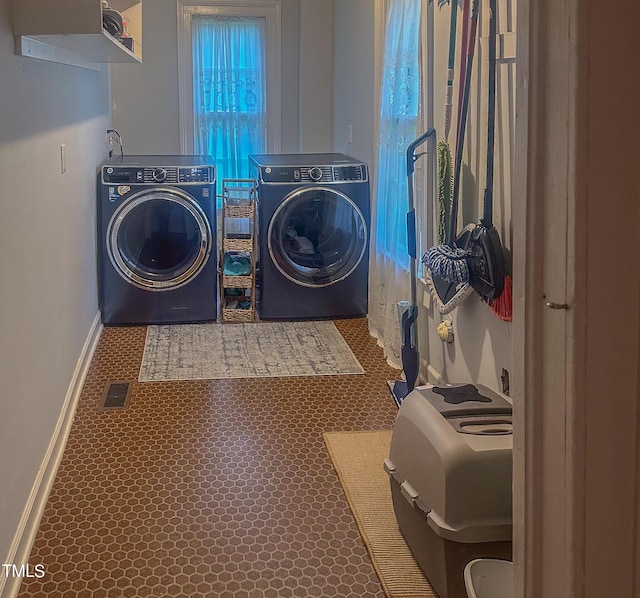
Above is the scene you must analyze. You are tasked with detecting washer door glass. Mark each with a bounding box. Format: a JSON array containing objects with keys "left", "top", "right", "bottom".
[
  {"left": 107, "top": 188, "right": 212, "bottom": 291},
  {"left": 268, "top": 187, "right": 367, "bottom": 288}
]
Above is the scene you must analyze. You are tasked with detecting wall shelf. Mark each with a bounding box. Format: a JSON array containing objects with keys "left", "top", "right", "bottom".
[{"left": 13, "top": 0, "right": 142, "bottom": 70}]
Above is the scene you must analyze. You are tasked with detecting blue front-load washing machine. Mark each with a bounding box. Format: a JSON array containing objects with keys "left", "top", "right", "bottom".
[
  {"left": 98, "top": 155, "right": 217, "bottom": 325},
  {"left": 249, "top": 153, "right": 370, "bottom": 320}
]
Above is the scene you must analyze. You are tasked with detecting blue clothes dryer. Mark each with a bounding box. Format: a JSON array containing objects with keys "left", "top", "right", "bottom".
[
  {"left": 249, "top": 153, "right": 370, "bottom": 320},
  {"left": 98, "top": 155, "right": 217, "bottom": 325}
]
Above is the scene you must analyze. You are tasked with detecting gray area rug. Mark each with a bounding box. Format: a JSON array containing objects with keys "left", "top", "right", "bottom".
[{"left": 139, "top": 321, "right": 365, "bottom": 382}]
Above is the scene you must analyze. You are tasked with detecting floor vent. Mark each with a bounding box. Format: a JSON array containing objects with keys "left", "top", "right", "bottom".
[{"left": 102, "top": 381, "right": 132, "bottom": 409}]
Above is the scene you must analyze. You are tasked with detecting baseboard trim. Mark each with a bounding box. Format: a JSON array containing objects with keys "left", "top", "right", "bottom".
[
  {"left": 426, "top": 364, "right": 443, "bottom": 384},
  {"left": 0, "top": 313, "right": 103, "bottom": 598}
]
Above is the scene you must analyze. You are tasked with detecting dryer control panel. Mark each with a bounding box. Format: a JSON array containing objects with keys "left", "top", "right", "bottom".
[
  {"left": 102, "top": 166, "right": 213, "bottom": 185},
  {"left": 260, "top": 164, "right": 367, "bottom": 184},
  {"left": 333, "top": 165, "right": 366, "bottom": 182}
]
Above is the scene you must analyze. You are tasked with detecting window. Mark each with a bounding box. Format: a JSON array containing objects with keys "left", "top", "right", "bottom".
[
  {"left": 192, "top": 15, "right": 266, "bottom": 184},
  {"left": 374, "top": 0, "right": 423, "bottom": 268},
  {"left": 178, "top": 2, "right": 281, "bottom": 192}
]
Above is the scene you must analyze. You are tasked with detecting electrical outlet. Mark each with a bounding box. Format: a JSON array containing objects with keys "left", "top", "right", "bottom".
[
  {"left": 422, "top": 288, "right": 431, "bottom": 310},
  {"left": 107, "top": 129, "right": 123, "bottom": 159},
  {"left": 60, "top": 144, "right": 67, "bottom": 174}
]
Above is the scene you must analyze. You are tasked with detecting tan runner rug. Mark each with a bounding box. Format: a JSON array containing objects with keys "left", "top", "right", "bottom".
[{"left": 323, "top": 430, "right": 437, "bottom": 597}]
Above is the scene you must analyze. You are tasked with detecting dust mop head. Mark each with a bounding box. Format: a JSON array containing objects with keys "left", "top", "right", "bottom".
[
  {"left": 424, "top": 269, "right": 474, "bottom": 314},
  {"left": 422, "top": 244, "right": 471, "bottom": 283}
]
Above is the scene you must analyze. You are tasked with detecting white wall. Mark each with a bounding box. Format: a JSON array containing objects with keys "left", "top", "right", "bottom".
[
  {"left": 0, "top": 0, "right": 109, "bottom": 576},
  {"left": 111, "top": 0, "right": 182, "bottom": 154},
  {"left": 298, "top": 0, "right": 333, "bottom": 152},
  {"left": 111, "top": 0, "right": 310, "bottom": 155},
  {"left": 332, "top": 0, "right": 377, "bottom": 167}
]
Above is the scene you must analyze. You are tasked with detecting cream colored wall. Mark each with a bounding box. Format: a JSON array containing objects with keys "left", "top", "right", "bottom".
[
  {"left": 0, "top": 0, "right": 109, "bottom": 573},
  {"left": 418, "top": 0, "right": 516, "bottom": 392}
]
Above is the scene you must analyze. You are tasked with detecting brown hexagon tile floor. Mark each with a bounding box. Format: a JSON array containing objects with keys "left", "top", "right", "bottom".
[{"left": 18, "top": 318, "right": 400, "bottom": 598}]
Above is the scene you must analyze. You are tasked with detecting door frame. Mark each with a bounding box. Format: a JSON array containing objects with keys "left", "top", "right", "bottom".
[
  {"left": 513, "top": 0, "right": 640, "bottom": 596},
  {"left": 176, "top": 0, "right": 282, "bottom": 155}
]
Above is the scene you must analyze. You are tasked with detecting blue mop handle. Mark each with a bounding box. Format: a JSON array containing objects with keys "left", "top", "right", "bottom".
[
  {"left": 406, "top": 129, "right": 436, "bottom": 305},
  {"left": 406, "top": 128, "right": 436, "bottom": 180},
  {"left": 406, "top": 128, "right": 436, "bottom": 245}
]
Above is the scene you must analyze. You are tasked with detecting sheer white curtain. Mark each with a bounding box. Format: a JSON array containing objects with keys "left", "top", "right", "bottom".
[
  {"left": 192, "top": 16, "right": 266, "bottom": 191},
  {"left": 369, "top": 0, "right": 423, "bottom": 368}
]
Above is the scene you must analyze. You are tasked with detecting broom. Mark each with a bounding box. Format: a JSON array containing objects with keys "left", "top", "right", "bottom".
[
  {"left": 423, "top": 0, "right": 478, "bottom": 291},
  {"left": 489, "top": 274, "right": 512, "bottom": 321},
  {"left": 463, "top": 0, "right": 512, "bottom": 321},
  {"left": 436, "top": 0, "right": 459, "bottom": 244}
]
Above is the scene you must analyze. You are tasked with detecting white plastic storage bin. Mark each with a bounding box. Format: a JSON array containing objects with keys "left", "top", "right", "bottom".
[
  {"left": 384, "top": 384, "right": 513, "bottom": 598},
  {"left": 464, "top": 559, "right": 513, "bottom": 598}
]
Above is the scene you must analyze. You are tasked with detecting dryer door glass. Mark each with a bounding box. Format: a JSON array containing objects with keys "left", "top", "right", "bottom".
[
  {"left": 268, "top": 187, "right": 367, "bottom": 288},
  {"left": 107, "top": 189, "right": 212, "bottom": 291}
]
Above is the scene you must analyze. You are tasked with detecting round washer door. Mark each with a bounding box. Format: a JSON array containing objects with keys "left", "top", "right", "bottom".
[
  {"left": 267, "top": 186, "right": 367, "bottom": 288},
  {"left": 107, "top": 187, "right": 212, "bottom": 291}
]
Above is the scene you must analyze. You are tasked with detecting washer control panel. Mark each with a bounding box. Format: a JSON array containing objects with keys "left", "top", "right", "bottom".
[
  {"left": 178, "top": 167, "right": 212, "bottom": 183},
  {"left": 333, "top": 165, "right": 366, "bottom": 182},
  {"left": 260, "top": 164, "right": 367, "bottom": 184},
  {"left": 103, "top": 166, "right": 213, "bottom": 185}
]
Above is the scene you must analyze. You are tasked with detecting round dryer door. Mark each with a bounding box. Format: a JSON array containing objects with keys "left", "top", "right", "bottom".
[
  {"left": 267, "top": 187, "right": 367, "bottom": 288},
  {"left": 107, "top": 188, "right": 212, "bottom": 291}
]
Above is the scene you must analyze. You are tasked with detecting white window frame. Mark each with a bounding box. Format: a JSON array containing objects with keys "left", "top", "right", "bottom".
[{"left": 177, "top": 0, "right": 282, "bottom": 155}]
